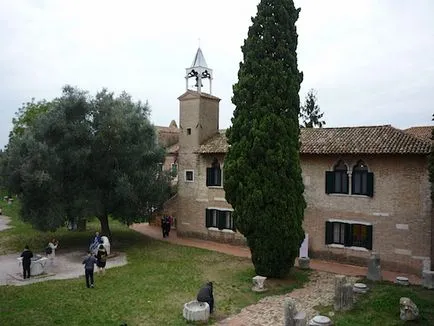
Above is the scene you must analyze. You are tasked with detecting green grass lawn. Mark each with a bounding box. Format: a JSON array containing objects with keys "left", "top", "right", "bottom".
[
  {"left": 0, "top": 201, "right": 308, "bottom": 325},
  {"left": 316, "top": 281, "right": 434, "bottom": 325}
]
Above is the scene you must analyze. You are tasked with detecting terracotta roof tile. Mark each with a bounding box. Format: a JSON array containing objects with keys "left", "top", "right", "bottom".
[
  {"left": 196, "top": 125, "right": 431, "bottom": 155},
  {"left": 404, "top": 126, "right": 433, "bottom": 141}
]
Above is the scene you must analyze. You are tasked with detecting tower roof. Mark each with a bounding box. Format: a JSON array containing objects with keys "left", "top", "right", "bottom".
[{"left": 191, "top": 48, "right": 208, "bottom": 68}]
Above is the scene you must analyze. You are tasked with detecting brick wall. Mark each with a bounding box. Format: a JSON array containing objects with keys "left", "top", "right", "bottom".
[{"left": 301, "top": 154, "right": 431, "bottom": 275}]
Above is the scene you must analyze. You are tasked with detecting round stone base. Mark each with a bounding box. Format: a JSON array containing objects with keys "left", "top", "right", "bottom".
[
  {"left": 183, "top": 300, "right": 210, "bottom": 322},
  {"left": 396, "top": 276, "right": 409, "bottom": 286}
]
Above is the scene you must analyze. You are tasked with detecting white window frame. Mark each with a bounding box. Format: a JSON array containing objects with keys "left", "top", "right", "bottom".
[{"left": 184, "top": 169, "right": 194, "bottom": 182}]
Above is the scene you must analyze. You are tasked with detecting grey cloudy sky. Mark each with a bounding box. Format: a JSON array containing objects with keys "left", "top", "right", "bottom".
[{"left": 1, "top": 0, "right": 433, "bottom": 149}]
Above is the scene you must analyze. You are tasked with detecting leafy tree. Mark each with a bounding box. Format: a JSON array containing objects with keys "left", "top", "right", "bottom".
[
  {"left": 87, "top": 89, "right": 170, "bottom": 237},
  {"left": 10, "top": 99, "right": 55, "bottom": 139},
  {"left": 224, "top": 0, "right": 306, "bottom": 278},
  {"left": 300, "top": 89, "right": 325, "bottom": 128},
  {"left": 7, "top": 86, "right": 171, "bottom": 237},
  {"left": 7, "top": 86, "right": 92, "bottom": 231}
]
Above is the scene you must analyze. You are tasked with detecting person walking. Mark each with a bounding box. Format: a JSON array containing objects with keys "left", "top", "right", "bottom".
[
  {"left": 20, "top": 245, "right": 33, "bottom": 279},
  {"left": 197, "top": 281, "right": 214, "bottom": 313},
  {"left": 46, "top": 238, "right": 59, "bottom": 265},
  {"left": 82, "top": 251, "right": 97, "bottom": 288},
  {"left": 95, "top": 244, "right": 108, "bottom": 274}
]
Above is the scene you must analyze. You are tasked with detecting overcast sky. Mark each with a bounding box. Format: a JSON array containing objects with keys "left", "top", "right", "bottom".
[{"left": 1, "top": 0, "right": 433, "bottom": 149}]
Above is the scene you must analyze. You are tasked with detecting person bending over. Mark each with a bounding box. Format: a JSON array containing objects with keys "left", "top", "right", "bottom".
[{"left": 197, "top": 281, "right": 214, "bottom": 313}]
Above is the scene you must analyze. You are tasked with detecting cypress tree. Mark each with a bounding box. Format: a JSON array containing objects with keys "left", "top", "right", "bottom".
[{"left": 224, "top": 0, "right": 305, "bottom": 278}]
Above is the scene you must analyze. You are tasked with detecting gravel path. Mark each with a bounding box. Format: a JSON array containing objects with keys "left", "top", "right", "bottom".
[
  {"left": 0, "top": 215, "right": 12, "bottom": 231},
  {"left": 218, "top": 271, "right": 360, "bottom": 326}
]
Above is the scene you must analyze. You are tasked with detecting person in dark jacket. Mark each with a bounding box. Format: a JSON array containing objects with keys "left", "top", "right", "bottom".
[
  {"left": 20, "top": 245, "right": 33, "bottom": 279},
  {"left": 82, "top": 250, "right": 97, "bottom": 288},
  {"left": 197, "top": 281, "right": 214, "bottom": 313}
]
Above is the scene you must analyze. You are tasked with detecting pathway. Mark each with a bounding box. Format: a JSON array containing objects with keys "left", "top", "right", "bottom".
[
  {"left": 131, "top": 223, "right": 421, "bottom": 284},
  {"left": 0, "top": 214, "right": 12, "bottom": 231}
]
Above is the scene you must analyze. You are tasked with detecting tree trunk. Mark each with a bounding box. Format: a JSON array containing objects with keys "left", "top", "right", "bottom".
[{"left": 99, "top": 214, "right": 112, "bottom": 240}]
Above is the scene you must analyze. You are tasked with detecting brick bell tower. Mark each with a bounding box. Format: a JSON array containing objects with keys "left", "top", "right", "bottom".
[{"left": 176, "top": 47, "right": 221, "bottom": 235}]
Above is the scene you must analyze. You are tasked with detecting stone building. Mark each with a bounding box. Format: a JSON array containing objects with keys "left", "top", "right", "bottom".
[{"left": 161, "top": 48, "right": 433, "bottom": 275}]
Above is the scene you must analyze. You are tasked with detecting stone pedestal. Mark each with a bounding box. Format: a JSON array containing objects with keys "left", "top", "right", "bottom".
[
  {"left": 308, "top": 315, "right": 333, "bottom": 326},
  {"left": 183, "top": 301, "right": 210, "bottom": 322},
  {"left": 367, "top": 252, "right": 382, "bottom": 281},
  {"left": 395, "top": 276, "right": 409, "bottom": 286},
  {"left": 294, "top": 312, "right": 307, "bottom": 326},
  {"left": 334, "top": 275, "right": 353, "bottom": 311},
  {"left": 298, "top": 257, "right": 310, "bottom": 270},
  {"left": 422, "top": 270, "right": 434, "bottom": 290},
  {"left": 284, "top": 299, "right": 307, "bottom": 326},
  {"left": 252, "top": 275, "right": 267, "bottom": 292},
  {"left": 353, "top": 283, "right": 368, "bottom": 294}
]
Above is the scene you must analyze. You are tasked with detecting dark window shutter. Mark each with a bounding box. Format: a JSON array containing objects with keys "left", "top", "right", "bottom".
[
  {"left": 231, "top": 213, "right": 236, "bottom": 232},
  {"left": 344, "top": 223, "right": 353, "bottom": 247},
  {"left": 343, "top": 173, "right": 349, "bottom": 194},
  {"left": 325, "top": 171, "right": 335, "bottom": 194},
  {"left": 205, "top": 209, "right": 211, "bottom": 228},
  {"left": 206, "top": 168, "right": 212, "bottom": 186},
  {"left": 216, "top": 168, "right": 222, "bottom": 186},
  {"left": 217, "top": 211, "right": 226, "bottom": 230},
  {"left": 325, "top": 221, "right": 333, "bottom": 244},
  {"left": 367, "top": 172, "right": 374, "bottom": 197},
  {"left": 366, "top": 225, "right": 373, "bottom": 250}
]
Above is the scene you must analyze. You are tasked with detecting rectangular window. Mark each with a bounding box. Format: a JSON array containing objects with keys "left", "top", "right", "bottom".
[
  {"left": 185, "top": 170, "right": 194, "bottom": 182},
  {"left": 171, "top": 163, "right": 178, "bottom": 176},
  {"left": 352, "top": 172, "right": 374, "bottom": 197},
  {"left": 325, "top": 171, "right": 349, "bottom": 194},
  {"left": 325, "top": 221, "right": 372, "bottom": 250},
  {"left": 206, "top": 167, "right": 222, "bottom": 186},
  {"left": 187, "top": 128, "right": 191, "bottom": 135},
  {"left": 333, "top": 223, "right": 345, "bottom": 245},
  {"left": 205, "top": 209, "right": 235, "bottom": 231}
]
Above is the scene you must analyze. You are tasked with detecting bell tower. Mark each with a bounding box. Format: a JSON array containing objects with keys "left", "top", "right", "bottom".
[{"left": 185, "top": 48, "right": 213, "bottom": 94}]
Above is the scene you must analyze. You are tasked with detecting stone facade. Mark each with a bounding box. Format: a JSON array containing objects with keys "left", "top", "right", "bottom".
[
  {"left": 159, "top": 88, "right": 433, "bottom": 275},
  {"left": 302, "top": 154, "right": 431, "bottom": 274}
]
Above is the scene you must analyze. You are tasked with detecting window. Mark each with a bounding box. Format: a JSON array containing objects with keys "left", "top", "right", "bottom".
[
  {"left": 325, "top": 160, "right": 349, "bottom": 194},
  {"left": 205, "top": 209, "right": 235, "bottom": 231},
  {"left": 325, "top": 221, "right": 372, "bottom": 250},
  {"left": 206, "top": 158, "right": 222, "bottom": 187},
  {"left": 187, "top": 128, "right": 191, "bottom": 135},
  {"left": 352, "top": 161, "right": 374, "bottom": 197},
  {"left": 171, "top": 163, "right": 178, "bottom": 176},
  {"left": 185, "top": 170, "right": 194, "bottom": 182}
]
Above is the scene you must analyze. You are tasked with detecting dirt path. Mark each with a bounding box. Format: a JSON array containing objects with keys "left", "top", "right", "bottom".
[
  {"left": 0, "top": 215, "right": 12, "bottom": 231},
  {"left": 0, "top": 251, "right": 127, "bottom": 286}
]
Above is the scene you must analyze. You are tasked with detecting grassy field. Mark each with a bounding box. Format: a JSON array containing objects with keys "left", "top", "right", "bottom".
[
  {"left": 0, "top": 201, "right": 308, "bottom": 326},
  {"left": 316, "top": 280, "right": 434, "bottom": 325}
]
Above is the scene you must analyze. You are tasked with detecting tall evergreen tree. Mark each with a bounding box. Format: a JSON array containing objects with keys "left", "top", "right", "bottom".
[
  {"left": 300, "top": 89, "right": 326, "bottom": 128},
  {"left": 224, "top": 0, "right": 306, "bottom": 278}
]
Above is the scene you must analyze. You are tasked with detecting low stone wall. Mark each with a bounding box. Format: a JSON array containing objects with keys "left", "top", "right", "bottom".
[
  {"left": 177, "top": 230, "right": 247, "bottom": 246},
  {"left": 310, "top": 250, "right": 422, "bottom": 276}
]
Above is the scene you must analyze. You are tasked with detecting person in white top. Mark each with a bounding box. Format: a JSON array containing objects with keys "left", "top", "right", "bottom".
[{"left": 47, "top": 238, "right": 59, "bottom": 264}]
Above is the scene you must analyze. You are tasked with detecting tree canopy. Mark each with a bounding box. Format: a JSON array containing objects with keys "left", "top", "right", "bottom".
[
  {"left": 6, "top": 86, "right": 171, "bottom": 237},
  {"left": 224, "top": 0, "right": 306, "bottom": 278},
  {"left": 300, "top": 89, "right": 325, "bottom": 128}
]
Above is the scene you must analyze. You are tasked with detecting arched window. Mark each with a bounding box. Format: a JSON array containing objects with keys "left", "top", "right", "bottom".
[
  {"left": 352, "top": 161, "right": 374, "bottom": 196},
  {"left": 325, "top": 160, "right": 349, "bottom": 194},
  {"left": 206, "top": 158, "right": 222, "bottom": 187}
]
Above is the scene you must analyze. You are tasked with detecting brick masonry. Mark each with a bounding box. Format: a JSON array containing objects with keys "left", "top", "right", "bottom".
[{"left": 162, "top": 91, "right": 433, "bottom": 275}]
